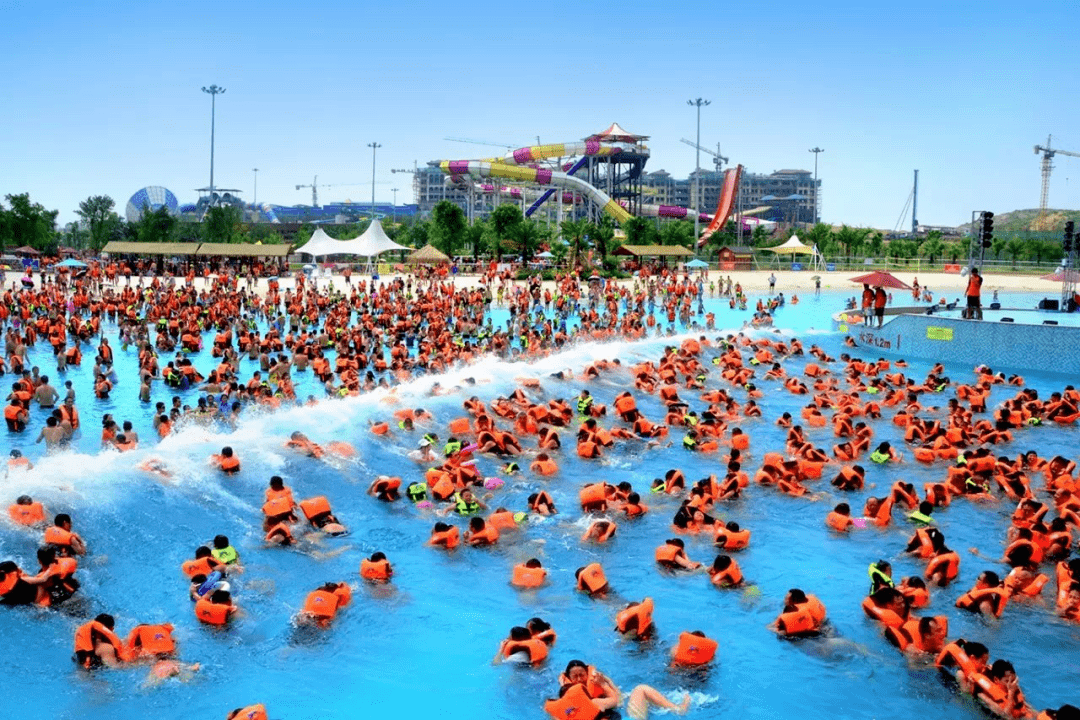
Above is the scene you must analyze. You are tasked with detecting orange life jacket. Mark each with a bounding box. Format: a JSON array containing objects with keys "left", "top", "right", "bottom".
[
  {"left": 777, "top": 595, "right": 826, "bottom": 635},
  {"left": 360, "top": 559, "right": 391, "bottom": 581},
  {"left": 544, "top": 684, "right": 601, "bottom": 720},
  {"left": 511, "top": 563, "right": 547, "bottom": 588},
  {"left": 672, "top": 631, "right": 718, "bottom": 665},
  {"left": 8, "top": 501, "right": 44, "bottom": 526}
]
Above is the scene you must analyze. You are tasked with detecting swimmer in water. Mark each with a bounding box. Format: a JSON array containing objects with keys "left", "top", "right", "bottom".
[{"left": 624, "top": 686, "right": 691, "bottom": 720}]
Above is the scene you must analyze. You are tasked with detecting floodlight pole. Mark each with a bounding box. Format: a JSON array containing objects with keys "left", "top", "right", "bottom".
[
  {"left": 368, "top": 142, "right": 382, "bottom": 218},
  {"left": 201, "top": 85, "right": 225, "bottom": 206},
  {"left": 809, "top": 147, "right": 824, "bottom": 223},
  {"left": 688, "top": 98, "right": 710, "bottom": 240}
]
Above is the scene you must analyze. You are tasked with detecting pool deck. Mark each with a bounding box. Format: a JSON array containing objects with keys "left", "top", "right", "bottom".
[{"left": 835, "top": 306, "right": 1080, "bottom": 376}]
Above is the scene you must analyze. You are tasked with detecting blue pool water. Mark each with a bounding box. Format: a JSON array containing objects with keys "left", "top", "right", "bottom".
[{"left": 1, "top": 287, "right": 1078, "bottom": 719}]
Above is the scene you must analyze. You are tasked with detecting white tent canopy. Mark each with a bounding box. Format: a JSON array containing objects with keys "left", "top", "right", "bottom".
[
  {"left": 766, "top": 234, "right": 827, "bottom": 272},
  {"left": 293, "top": 227, "right": 343, "bottom": 258},
  {"left": 293, "top": 221, "right": 409, "bottom": 259},
  {"left": 766, "top": 234, "right": 813, "bottom": 254},
  {"left": 336, "top": 218, "right": 409, "bottom": 257}
]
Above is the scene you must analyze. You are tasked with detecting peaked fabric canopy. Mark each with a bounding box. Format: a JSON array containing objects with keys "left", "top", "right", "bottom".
[
  {"left": 585, "top": 122, "right": 648, "bottom": 143},
  {"left": 292, "top": 228, "right": 345, "bottom": 258},
  {"left": 336, "top": 219, "right": 409, "bottom": 257},
  {"left": 765, "top": 235, "right": 813, "bottom": 255}
]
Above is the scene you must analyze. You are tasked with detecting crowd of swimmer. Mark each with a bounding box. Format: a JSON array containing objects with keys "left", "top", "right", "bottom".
[
  {"left": 0, "top": 264, "right": 766, "bottom": 717},
  {"left": 2, "top": 264, "right": 1079, "bottom": 718}
]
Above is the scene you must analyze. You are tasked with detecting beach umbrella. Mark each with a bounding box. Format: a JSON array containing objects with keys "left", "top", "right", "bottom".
[
  {"left": 56, "top": 258, "right": 87, "bottom": 268},
  {"left": 536, "top": 251, "right": 554, "bottom": 259},
  {"left": 848, "top": 271, "right": 912, "bottom": 290},
  {"left": 685, "top": 259, "right": 708, "bottom": 269}
]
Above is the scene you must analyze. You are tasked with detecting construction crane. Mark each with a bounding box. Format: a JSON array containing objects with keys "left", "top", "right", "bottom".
[
  {"left": 294, "top": 176, "right": 371, "bottom": 208},
  {"left": 680, "top": 138, "right": 729, "bottom": 171},
  {"left": 444, "top": 137, "right": 515, "bottom": 150},
  {"left": 1034, "top": 135, "right": 1080, "bottom": 218}
]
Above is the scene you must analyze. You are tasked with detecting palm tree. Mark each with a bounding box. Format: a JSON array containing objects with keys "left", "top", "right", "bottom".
[
  {"left": 592, "top": 217, "right": 615, "bottom": 265},
  {"left": 833, "top": 225, "right": 872, "bottom": 259},
  {"left": 516, "top": 221, "right": 547, "bottom": 262},
  {"left": 560, "top": 218, "right": 587, "bottom": 268}
]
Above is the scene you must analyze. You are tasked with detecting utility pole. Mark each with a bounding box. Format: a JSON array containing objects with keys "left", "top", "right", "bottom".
[
  {"left": 201, "top": 85, "right": 225, "bottom": 206},
  {"left": 392, "top": 188, "right": 399, "bottom": 224},
  {"left": 368, "top": 142, "right": 381, "bottom": 219},
  {"left": 808, "top": 147, "right": 824, "bottom": 223},
  {"left": 252, "top": 168, "right": 259, "bottom": 219},
  {"left": 688, "top": 98, "right": 711, "bottom": 240}
]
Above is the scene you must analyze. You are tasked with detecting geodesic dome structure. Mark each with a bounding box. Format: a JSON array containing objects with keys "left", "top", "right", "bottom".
[{"left": 125, "top": 186, "right": 179, "bottom": 222}]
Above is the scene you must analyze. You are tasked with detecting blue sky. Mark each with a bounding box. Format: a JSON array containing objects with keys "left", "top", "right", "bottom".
[{"left": 2, "top": 0, "right": 1078, "bottom": 228}]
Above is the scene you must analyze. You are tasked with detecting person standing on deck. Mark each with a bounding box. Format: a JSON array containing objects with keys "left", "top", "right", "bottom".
[
  {"left": 965, "top": 268, "right": 983, "bottom": 320},
  {"left": 874, "top": 286, "right": 887, "bottom": 328}
]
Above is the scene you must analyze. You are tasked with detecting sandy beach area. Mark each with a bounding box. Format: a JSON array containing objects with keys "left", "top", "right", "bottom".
[{"left": 155, "top": 268, "right": 1060, "bottom": 301}]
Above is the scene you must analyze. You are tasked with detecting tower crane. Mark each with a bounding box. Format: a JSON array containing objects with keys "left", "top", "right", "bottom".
[
  {"left": 1034, "top": 135, "right": 1080, "bottom": 219},
  {"left": 680, "top": 138, "right": 729, "bottom": 172},
  {"left": 444, "top": 137, "right": 515, "bottom": 150},
  {"left": 294, "top": 176, "right": 371, "bottom": 207}
]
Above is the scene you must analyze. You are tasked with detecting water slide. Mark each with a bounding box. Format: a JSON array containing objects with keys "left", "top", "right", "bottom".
[
  {"left": 698, "top": 165, "right": 743, "bottom": 245},
  {"left": 440, "top": 140, "right": 711, "bottom": 226},
  {"left": 440, "top": 158, "right": 633, "bottom": 224},
  {"left": 525, "top": 155, "right": 590, "bottom": 217}
]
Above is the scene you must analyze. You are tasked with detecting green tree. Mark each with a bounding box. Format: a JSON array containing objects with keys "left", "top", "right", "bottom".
[
  {"left": 488, "top": 204, "right": 523, "bottom": 260},
  {"left": 61, "top": 222, "right": 90, "bottom": 250},
  {"left": 707, "top": 220, "right": 737, "bottom": 253},
  {"left": 866, "top": 231, "right": 884, "bottom": 256},
  {"left": 0, "top": 193, "right": 58, "bottom": 252},
  {"left": 176, "top": 221, "right": 203, "bottom": 245},
  {"left": 918, "top": 236, "right": 945, "bottom": 264},
  {"left": 621, "top": 217, "right": 658, "bottom": 247},
  {"left": 429, "top": 200, "right": 468, "bottom": 256},
  {"left": 885, "top": 238, "right": 915, "bottom": 262},
  {"left": 834, "top": 225, "right": 871, "bottom": 258},
  {"left": 203, "top": 205, "right": 243, "bottom": 243},
  {"left": 800, "top": 222, "right": 832, "bottom": 250},
  {"left": 465, "top": 220, "right": 486, "bottom": 260},
  {"left": 75, "top": 195, "right": 119, "bottom": 251},
  {"left": 591, "top": 216, "right": 616, "bottom": 263},
  {"left": 550, "top": 238, "right": 568, "bottom": 265},
  {"left": 135, "top": 205, "right": 179, "bottom": 244},
  {"left": 750, "top": 224, "right": 771, "bottom": 247},
  {"left": 944, "top": 242, "right": 965, "bottom": 264},
  {"left": 407, "top": 219, "right": 429, "bottom": 248},
  {"left": 990, "top": 237, "right": 1005, "bottom": 260},
  {"left": 1004, "top": 238, "right": 1024, "bottom": 267},
  {"left": 660, "top": 219, "right": 695, "bottom": 249},
  {"left": 515, "top": 220, "right": 546, "bottom": 262},
  {"left": 560, "top": 218, "right": 588, "bottom": 267}
]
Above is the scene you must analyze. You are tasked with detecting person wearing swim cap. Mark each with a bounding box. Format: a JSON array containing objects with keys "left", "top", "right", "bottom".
[{"left": 408, "top": 438, "right": 437, "bottom": 463}]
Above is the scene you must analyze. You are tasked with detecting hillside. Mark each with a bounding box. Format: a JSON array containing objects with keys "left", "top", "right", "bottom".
[{"left": 958, "top": 208, "right": 1080, "bottom": 233}]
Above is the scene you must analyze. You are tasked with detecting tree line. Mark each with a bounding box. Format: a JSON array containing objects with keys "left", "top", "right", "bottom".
[
  {"left": 0, "top": 192, "right": 1069, "bottom": 268},
  {"left": 0, "top": 193, "right": 287, "bottom": 254}
]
